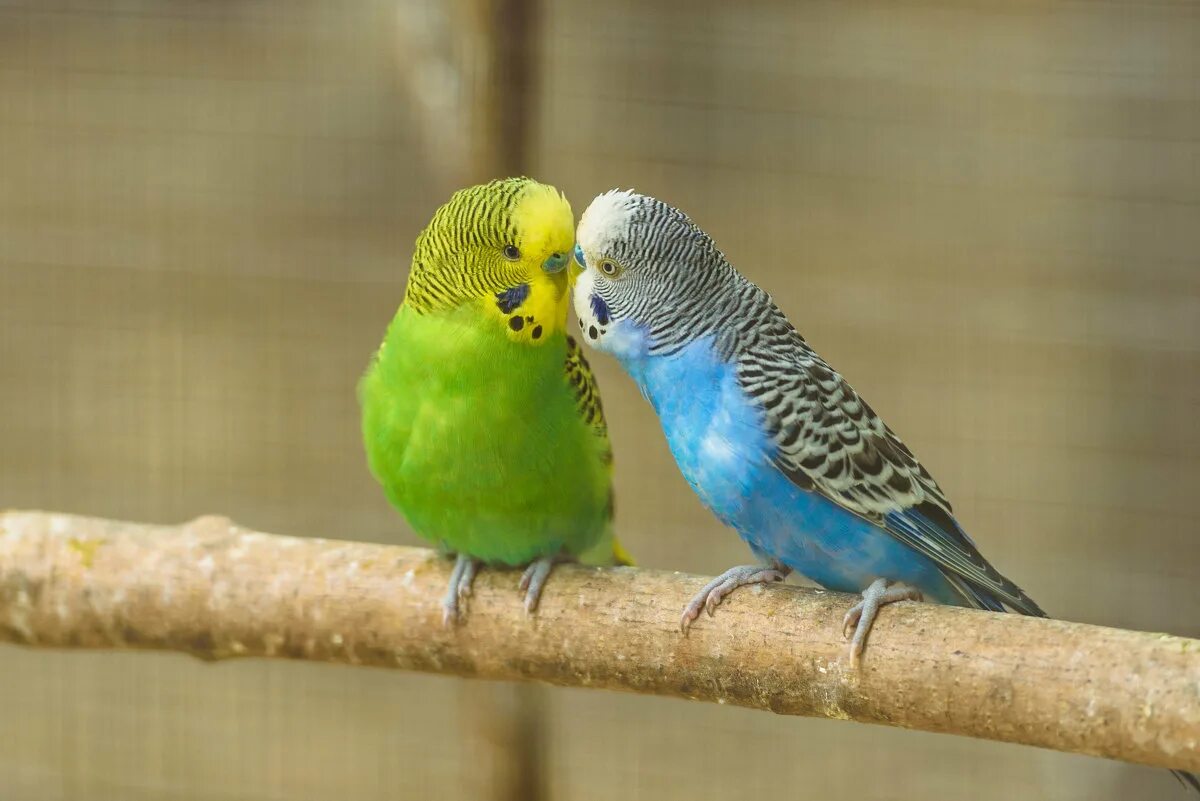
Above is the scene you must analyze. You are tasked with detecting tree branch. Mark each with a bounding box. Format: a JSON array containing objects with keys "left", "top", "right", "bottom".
[{"left": 1, "top": 511, "right": 1196, "bottom": 772}]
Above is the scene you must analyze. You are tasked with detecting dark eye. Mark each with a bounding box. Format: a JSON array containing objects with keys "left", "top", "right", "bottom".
[
  {"left": 503, "top": 244, "right": 521, "bottom": 261},
  {"left": 599, "top": 260, "right": 618, "bottom": 276}
]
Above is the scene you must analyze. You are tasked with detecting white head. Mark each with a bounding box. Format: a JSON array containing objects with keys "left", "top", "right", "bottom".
[{"left": 572, "top": 189, "right": 736, "bottom": 361}]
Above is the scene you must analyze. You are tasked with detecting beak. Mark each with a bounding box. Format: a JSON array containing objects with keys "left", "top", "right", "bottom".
[{"left": 542, "top": 251, "right": 568, "bottom": 274}]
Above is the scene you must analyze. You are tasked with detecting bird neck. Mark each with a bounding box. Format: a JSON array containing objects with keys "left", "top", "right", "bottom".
[
  {"left": 380, "top": 303, "right": 567, "bottom": 375},
  {"left": 620, "top": 335, "right": 728, "bottom": 421},
  {"left": 473, "top": 269, "right": 571, "bottom": 346}
]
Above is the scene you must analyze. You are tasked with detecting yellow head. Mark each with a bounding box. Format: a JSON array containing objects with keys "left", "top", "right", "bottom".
[{"left": 404, "top": 177, "right": 576, "bottom": 343}]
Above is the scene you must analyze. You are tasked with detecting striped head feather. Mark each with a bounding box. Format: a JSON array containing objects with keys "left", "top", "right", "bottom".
[
  {"left": 573, "top": 189, "right": 736, "bottom": 360},
  {"left": 404, "top": 177, "right": 576, "bottom": 344}
]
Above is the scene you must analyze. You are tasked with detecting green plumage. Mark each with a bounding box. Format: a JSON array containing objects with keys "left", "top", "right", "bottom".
[
  {"left": 359, "top": 179, "right": 625, "bottom": 603},
  {"left": 361, "top": 305, "right": 613, "bottom": 565}
]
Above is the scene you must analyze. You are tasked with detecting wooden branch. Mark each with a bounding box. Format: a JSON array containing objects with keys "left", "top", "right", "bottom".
[{"left": 1, "top": 511, "right": 1197, "bottom": 772}]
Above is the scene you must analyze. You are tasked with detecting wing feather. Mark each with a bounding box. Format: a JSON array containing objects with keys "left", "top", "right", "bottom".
[
  {"left": 563, "top": 335, "right": 633, "bottom": 566},
  {"left": 564, "top": 335, "right": 609, "bottom": 441},
  {"left": 737, "top": 300, "right": 1043, "bottom": 616}
]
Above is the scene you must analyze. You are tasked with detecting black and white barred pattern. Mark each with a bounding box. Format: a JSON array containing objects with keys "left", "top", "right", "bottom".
[
  {"left": 735, "top": 297, "right": 1039, "bottom": 614},
  {"left": 578, "top": 190, "right": 1042, "bottom": 615}
]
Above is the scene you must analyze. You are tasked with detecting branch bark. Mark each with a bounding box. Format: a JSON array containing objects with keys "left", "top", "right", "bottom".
[{"left": 1, "top": 511, "right": 1196, "bottom": 772}]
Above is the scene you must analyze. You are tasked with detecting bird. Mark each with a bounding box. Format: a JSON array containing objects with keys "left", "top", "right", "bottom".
[
  {"left": 359, "top": 177, "right": 630, "bottom": 625},
  {"left": 569, "top": 188, "right": 1196, "bottom": 794}
]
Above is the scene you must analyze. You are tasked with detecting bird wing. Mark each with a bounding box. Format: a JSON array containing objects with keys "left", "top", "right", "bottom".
[
  {"left": 563, "top": 335, "right": 633, "bottom": 566},
  {"left": 564, "top": 334, "right": 608, "bottom": 437},
  {"left": 735, "top": 303, "right": 1042, "bottom": 615}
]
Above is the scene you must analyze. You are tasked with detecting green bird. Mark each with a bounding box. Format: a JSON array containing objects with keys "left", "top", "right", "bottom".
[{"left": 360, "top": 177, "right": 631, "bottom": 623}]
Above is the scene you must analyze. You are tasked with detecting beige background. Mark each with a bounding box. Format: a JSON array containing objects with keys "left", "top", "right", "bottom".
[{"left": 2, "top": 1, "right": 1198, "bottom": 799}]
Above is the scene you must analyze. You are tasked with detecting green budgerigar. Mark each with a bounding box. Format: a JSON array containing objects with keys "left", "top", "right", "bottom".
[{"left": 360, "top": 177, "right": 630, "bottom": 623}]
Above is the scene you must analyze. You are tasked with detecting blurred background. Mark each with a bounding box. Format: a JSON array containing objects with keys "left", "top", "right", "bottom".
[{"left": 2, "top": 1, "right": 1198, "bottom": 799}]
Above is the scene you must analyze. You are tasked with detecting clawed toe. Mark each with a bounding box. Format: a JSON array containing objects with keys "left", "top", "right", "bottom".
[
  {"left": 704, "top": 586, "right": 724, "bottom": 617},
  {"left": 843, "top": 578, "right": 923, "bottom": 667},
  {"left": 442, "top": 554, "right": 574, "bottom": 621},
  {"left": 519, "top": 556, "right": 569, "bottom": 613},
  {"left": 680, "top": 563, "right": 790, "bottom": 634},
  {"left": 457, "top": 560, "right": 477, "bottom": 603},
  {"left": 842, "top": 602, "right": 864, "bottom": 639},
  {"left": 517, "top": 562, "right": 537, "bottom": 593},
  {"left": 441, "top": 554, "right": 479, "bottom": 626},
  {"left": 679, "top": 601, "right": 704, "bottom": 633}
]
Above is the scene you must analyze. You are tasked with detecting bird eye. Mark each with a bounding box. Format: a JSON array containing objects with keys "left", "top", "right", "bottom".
[
  {"left": 599, "top": 259, "right": 619, "bottom": 276},
  {"left": 573, "top": 244, "right": 586, "bottom": 267},
  {"left": 503, "top": 244, "right": 521, "bottom": 261}
]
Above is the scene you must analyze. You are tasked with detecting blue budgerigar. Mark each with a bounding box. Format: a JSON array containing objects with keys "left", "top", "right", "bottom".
[{"left": 569, "top": 189, "right": 1194, "bottom": 790}]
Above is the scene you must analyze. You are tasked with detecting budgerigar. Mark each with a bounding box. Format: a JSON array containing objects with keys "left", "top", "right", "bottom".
[
  {"left": 570, "top": 189, "right": 1195, "bottom": 792},
  {"left": 360, "top": 178, "right": 630, "bottom": 624}
]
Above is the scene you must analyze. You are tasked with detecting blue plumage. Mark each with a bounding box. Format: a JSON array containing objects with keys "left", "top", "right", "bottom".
[
  {"left": 571, "top": 188, "right": 1045, "bottom": 642},
  {"left": 623, "top": 331, "right": 964, "bottom": 605},
  {"left": 571, "top": 187, "right": 1200, "bottom": 797},
  {"left": 589, "top": 293, "right": 611, "bottom": 326}
]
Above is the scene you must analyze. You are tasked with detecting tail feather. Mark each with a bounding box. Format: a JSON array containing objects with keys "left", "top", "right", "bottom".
[
  {"left": 611, "top": 536, "right": 635, "bottom": 567},
  {"left": 1172, "top": 770, "right": 1200, "bottom": 795},
  {"left": 574, "top": 524, "right": 634, "bottom": 568},
  {"left": 941, "top": 570, "right": 1045, "bottom": 617}
]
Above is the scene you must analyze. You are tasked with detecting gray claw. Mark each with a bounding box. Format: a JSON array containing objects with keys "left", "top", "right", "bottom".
[
  {"left": 441, "top": 554, "right": 479, "bottom": 626},
  {"left": 843, "top": 578, "right": 922, "bottom": 667},
  {"left": 680, "top": 562, "right": 790, "bottom": 633},
  {"left": 518, "top": 556, "right": 565, "bottom": 613}
]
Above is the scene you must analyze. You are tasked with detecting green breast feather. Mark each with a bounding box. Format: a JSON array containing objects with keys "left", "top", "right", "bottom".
[{"left": 360, "top": 304, "right": 620, "bottom": 567}]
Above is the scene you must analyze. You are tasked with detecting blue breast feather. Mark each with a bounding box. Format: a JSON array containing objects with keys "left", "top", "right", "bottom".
[{"left": 620, "top": 333, "right": 966, "bottom": 605}]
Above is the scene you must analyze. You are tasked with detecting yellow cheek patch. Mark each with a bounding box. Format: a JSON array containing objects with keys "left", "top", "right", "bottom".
[
  {"left": 479, "top": 181, "right": 575, "bottom": 344},
  {"left": 480, "top": 270, "right": 570, "bottom": 345}
]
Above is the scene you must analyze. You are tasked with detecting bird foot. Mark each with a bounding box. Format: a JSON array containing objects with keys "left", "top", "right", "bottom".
[
  {"left": 842, "top": 578, "right": 923, "bottom": 667},
  {"left": 518, "top": 555, "right": 570, "bottom": 614},
  {"left": 680, "top": 562, "right": 791, "bottom": 633},
  {"left": 441, "top": 554, "right": 479, "bottom": 626}
]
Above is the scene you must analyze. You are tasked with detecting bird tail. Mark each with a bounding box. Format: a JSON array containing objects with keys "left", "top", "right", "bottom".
[
  {"left": 941, "top": 570, "right": 1047, "bottom": 617},
  {"left": 575, "top": 486, "right": 634, "bottom": 567},
  {"left": 574, "top": 524, "right": 635, "bottom": 568},
  {"left": 1172, "top": 770, "right": 1200, "bottom": 795},
  {"left": 611, "top": 536, "right": 635, "bottom": 567}
]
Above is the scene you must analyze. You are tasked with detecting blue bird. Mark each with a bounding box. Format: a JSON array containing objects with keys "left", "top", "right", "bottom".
[{"left": 571, "top": 189, "right": 1196, "bottom": 793}]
